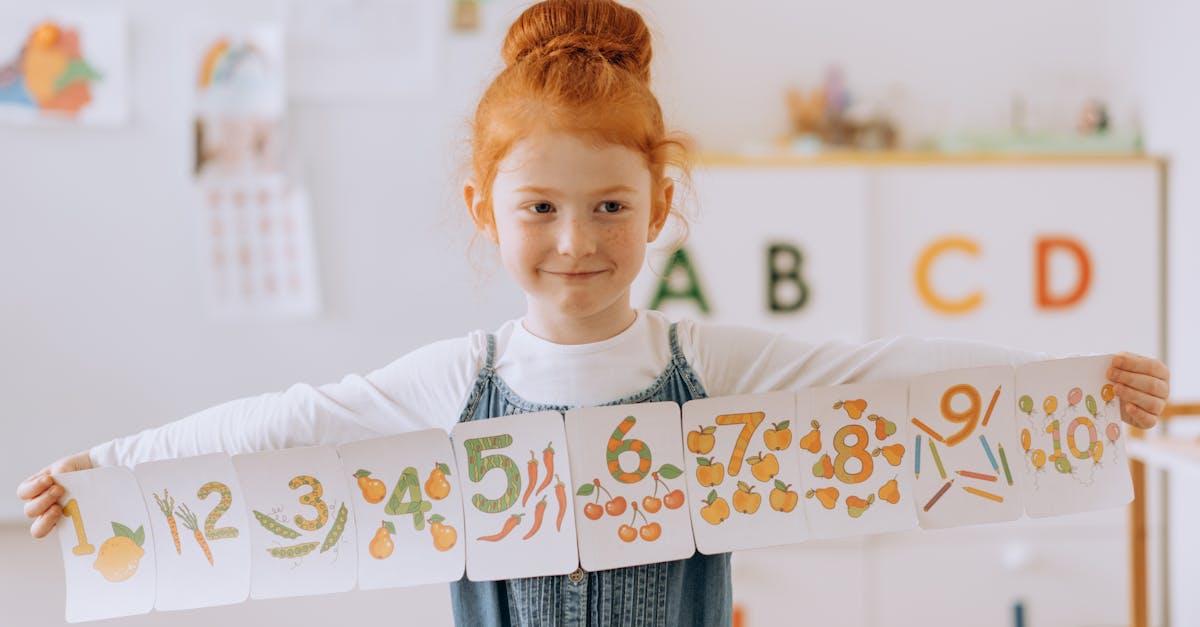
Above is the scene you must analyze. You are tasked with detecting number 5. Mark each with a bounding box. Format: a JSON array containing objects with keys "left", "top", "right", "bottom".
[{"left": 464, "top": 435, "right": 521, "bottom": 514}]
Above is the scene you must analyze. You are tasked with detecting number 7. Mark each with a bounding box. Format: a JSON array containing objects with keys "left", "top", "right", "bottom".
[{"left": 715, "top": 412, "right": 764, "bottom": 476}]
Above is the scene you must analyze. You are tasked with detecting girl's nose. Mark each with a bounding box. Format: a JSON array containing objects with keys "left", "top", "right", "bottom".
[{"left": 556, "top": 216, "right": 597, "bottom": 257}]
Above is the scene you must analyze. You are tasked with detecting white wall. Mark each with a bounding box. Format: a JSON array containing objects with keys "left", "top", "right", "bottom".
[{"left": 1, "top": 1, "right": 1192, "bottom": 626}]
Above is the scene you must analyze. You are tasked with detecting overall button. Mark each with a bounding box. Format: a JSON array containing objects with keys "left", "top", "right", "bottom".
[{"left": 567, "top": 567, "right": 585, "bottom": 584}]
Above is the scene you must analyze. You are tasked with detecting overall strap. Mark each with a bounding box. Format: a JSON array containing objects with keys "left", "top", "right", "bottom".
[
  {"left": 482, "top": 333, "right": 497, "bottom": 375},
  {"left": 668, "top": 322, "right": 687, "bottom": 365}
]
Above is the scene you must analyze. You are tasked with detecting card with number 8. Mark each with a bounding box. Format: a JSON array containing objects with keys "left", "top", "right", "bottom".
[
  {"left": 565, "top": 402, "right": 694, "bottom": 570},
  {"left": 797, "top": 382, "right": 916, "bottom": 539},
  {"left": 908, "top": 367, "right": 1022, "bottom": 529},
  {"left": 682, "top": 392, "right": 809, "bottom": 554},
  {"left": 451, "top": 411, "right": 579, "bottom": 581},
  {"left": 231, "top": 446, "right": 357, "bottom": 599}
]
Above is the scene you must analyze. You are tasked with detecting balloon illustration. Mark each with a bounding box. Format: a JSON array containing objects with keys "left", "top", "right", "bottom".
[
  {"left": 1019, "top": 395, "right": 1033, "bottom": 415},
  {"left": 1106, "top": 422, "right": 1122, "bottom": 443},
  {"left": 1054, "top": 456, "right": 1072, "bottom": 474},
  {"left": 1020, "top": 428, "right": 1031, "bottom": 452},
  {"left": 1102, "top": 384, "right": 1115, "bottom": 403},
  {"left": 1086, "top": 395, "right": 1098, "bottom": 418},
  {"left": 1043, "top": 395, "right": 1058, "bottom": 415},
  {"left": 1091, "top": 441, "right": 1104, "bottom": 462},
  {"left": 1068, "top": 387, "right": 1082, "bottom": 406},
  {"left": 1031, "top": 449, "right": 1046, "bottom": 469}
]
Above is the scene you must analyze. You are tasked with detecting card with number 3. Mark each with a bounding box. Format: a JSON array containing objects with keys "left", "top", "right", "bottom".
[{"left": 565, "top": 402, "right": 694, "bottom": 570}]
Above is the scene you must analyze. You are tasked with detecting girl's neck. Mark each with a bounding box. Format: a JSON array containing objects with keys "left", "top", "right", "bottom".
[{"left": 521, "top": 303, "right": 638, "bottom": 345}]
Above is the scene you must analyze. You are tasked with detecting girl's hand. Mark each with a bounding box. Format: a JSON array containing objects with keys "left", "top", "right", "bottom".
[
  {"left": 1109, "top": 352, "right": 1170, "bottom": 429},
  {"left": 15, "top": 450, "right": 93, "bottom": 539}
]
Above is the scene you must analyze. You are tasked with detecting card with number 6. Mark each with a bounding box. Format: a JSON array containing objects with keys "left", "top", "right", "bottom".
[
  {"left": 565, "top": 402, "right": 694, "bottom": 570},
  {"left": 134, "top": 453, "right": 251, "bottom": 611},
  {"left": 451, "top": 411, "right": 579, "bottom": 581},
  {"left": 338, "top": 430, "right": 466, "bottom": 589},
  {"left": 231, "top": 446, "right": 357, "bottom": 599},
  {"left": 54, "top": 466, "right": 156, "bottom": 623}
]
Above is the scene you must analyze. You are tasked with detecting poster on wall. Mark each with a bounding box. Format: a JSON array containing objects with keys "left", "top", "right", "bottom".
[
  {"left": 0, "top": 8, "right": 128, "bottom": 126},
  {"left": 190, "top": 24, "right": 321, "bottom": 318}
]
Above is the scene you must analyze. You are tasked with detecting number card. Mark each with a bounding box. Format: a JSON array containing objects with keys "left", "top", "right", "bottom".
[
  {"left": 1014, "top": 356, "right": 1133, "bottom": 517},
  {"left": 133, "top": 454, "right": 251, "bottom": 611},
  {"left": 54, "top": 466, "right": 156, "bottom": 623},
  {"left": 565, "top": 402, "right": 694, "bottom": 570},
  {"left": 681, "top": 392, "right": 809, "bottom": 553},
  {"left": 231, "top": 446, "right": 357, "bottom": 599},
  {"left": 909, "top": 367, "right": 1022, "bottom": 529},
  {"left": 337, "top": 430, "right": 465, "bottom": 589},
  {"left": 797, "top": 382, "right": 916, "bottom": 539},
  {"left": 451, "top": 411, "right": 579, "bottom": 582}
]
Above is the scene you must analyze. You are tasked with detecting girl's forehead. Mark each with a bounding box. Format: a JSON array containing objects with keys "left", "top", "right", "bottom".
[{"left": 496, "top": 132, "right": 651, "bottom": 187}]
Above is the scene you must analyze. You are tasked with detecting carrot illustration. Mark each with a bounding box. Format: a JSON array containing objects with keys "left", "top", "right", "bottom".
[
  {"left": 522, "top": 451, "right": 538, "bottom": 507},
  {"left": 554, "top": 475, "right": 567, "bottom": 531},
  {"left": 536, "top": 442, "right": 555, "bottom": 496},
  {"left": 523, "top": 497, "right": 548, "bottom": 540},
  {"left": 152, "top": 490, "right": 181, "bottom": 556},
  {"left": 477, "top": 513, "right": 524, "bottom": 542},
  {"left": 175, "top": 503, "right": 213, "bottom": 566}
]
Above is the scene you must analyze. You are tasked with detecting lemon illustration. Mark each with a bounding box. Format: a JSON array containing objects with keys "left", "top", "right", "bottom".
[{"left": 93, "top": 522, "right": 146, "bottom": 583}]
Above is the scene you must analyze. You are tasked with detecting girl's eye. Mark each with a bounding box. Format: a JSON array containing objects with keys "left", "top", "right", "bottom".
[
  {"left": 530, "top": 202, "right": 553, "bottom": 214},
  {"left": 599, "top": 201, "right": 624, "bottom": 214}
]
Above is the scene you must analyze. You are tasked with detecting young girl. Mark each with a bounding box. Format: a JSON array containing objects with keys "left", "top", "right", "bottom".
[{"left": 18, "top": 1, "right": 1171, "bottom": 625}]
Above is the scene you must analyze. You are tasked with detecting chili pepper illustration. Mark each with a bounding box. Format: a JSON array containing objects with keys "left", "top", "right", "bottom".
[
  {"left": 477, "top": 513, "right": 524, "bottom": 542},
  {"left": 554, "top": 475, "right": 567, "bottom": 531},
  {"left": 523, "top": 497, "right": 548, "bottom": 540},
  {"left": 522, "top": 451, "right": 538, "bottom": 507},
  {"left": 536, "top": 442, "right": 555, "bottom": 496}
]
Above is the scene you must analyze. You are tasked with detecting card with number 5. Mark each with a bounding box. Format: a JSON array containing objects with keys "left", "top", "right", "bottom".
[
  {"left": 452, "top": 411, "right": 578, "bottom": 581},
  {"left": 565, "top": 402, "right": 694, "bottom": 571}
]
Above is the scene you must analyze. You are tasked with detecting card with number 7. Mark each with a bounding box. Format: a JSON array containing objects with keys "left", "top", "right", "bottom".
[
  {"left": 682, "top": 392, "right": 808, "bottom": 554},
  {"left": 451, "top": 411, "right": 579, "bottom": 581}
]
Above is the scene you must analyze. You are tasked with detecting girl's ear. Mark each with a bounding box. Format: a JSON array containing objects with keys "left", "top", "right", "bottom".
[
  {"left": 648, "top": 177, "right": 674, "bottom": 242},
  {"left": 463, "top": 180, "right": 497, "bottom": 242}
]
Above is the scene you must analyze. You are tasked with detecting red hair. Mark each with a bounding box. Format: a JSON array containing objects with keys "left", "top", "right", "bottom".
[{"left": 467, "top": 0, "right": 691, "bottom": 234}]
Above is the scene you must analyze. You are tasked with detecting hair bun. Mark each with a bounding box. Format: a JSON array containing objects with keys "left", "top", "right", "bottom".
[{"left": 502, "top": 0, "right": 652, "bottom": 82}]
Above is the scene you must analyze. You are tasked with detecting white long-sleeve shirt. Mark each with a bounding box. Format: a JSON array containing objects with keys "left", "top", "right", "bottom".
[{"left": 89, "top": 310, "right": 1051, "bottom": 468}]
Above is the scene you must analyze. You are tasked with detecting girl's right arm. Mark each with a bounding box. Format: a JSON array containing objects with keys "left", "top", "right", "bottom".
[{"left": 16, "top": 333, "right": 485, "bottom": 538}]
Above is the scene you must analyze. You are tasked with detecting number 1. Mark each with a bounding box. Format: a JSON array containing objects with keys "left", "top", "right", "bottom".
[{"left": 62, "top": 498, "right": 95, "bottom": 556}]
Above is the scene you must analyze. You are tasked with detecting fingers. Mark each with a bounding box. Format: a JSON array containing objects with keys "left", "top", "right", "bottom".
[
  {"left": 1122, "top": 402, "right": 1159, "bottom": 429},
  {"left": 23, "top": 482, "right": 64, "bottom": 520},
  {"left": 1112, "top": 353, "right": 1171, "bottom": 384},
  {"left": 30, "top": 503, "right": 63, "bottom": 539},
  {"left": 1108, "top": 368, "right": 1170, "bottom": 403},
  {"left": 15, "top": 473, "right": 54, "bottom": 501}
]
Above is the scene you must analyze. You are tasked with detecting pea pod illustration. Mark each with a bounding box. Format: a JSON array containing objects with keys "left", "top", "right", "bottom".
[
  {"left": 320, "top": 503, "right": 349, "bottom": 553},
  {"left": 253, "top": 510, "right": 301, "bottom": 539},
  {"left": 267, "top": 541, "right": 319, "bottom": 559}
]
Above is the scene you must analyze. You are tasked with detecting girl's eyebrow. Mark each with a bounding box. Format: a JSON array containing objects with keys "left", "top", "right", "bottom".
[{"left": 514, "top": 184, "right": 638, "bottom": 196}]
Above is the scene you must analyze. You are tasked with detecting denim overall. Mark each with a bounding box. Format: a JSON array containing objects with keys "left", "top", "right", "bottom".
[{"left": 450, "top": 323, "right": 733, "bottom": 626}]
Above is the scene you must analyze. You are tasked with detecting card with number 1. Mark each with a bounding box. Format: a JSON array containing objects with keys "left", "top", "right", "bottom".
[
  {"left": 909, "top": 367, "right": 1023, "bottom": 529},
  {"left": 451, "top": 411, "right": 579, "bottom": 581},
  {"left": 797, "top": 382, "right": 917, "bottom": 539},
  {"left": 681, "top": 392, "right": 809, "bottom": 553},
  {"left": 54, "top": 466, "right": 156, "bottom": 623},
  {"left": 133, "top": 453, "right": 251, "bottom": 611},
  {"left": 565, "top": 402, "right": 694, "bottom": 571}
]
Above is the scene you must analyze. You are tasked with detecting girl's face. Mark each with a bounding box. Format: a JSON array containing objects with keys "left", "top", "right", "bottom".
[{"left": 473, "top": 131, "right": 670, "bottom": 339}]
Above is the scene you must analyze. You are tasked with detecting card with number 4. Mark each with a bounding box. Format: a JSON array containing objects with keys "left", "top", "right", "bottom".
[
  {"left": 1014, "top": 355, "right": 1133, "bottom": 517},
  {"left": 134, "top": 453, "right": 251, "bottom": 611},
  {"left": 231, "top": 446, "right": 357, "bottom": 599},
  {"left": 566, "top": 402, "right": 694, "bottom": 570},
  {"left": 338, "top": 430, "right": 466, "bottom": 589},
  {"left": 451, "top": 411, "right": 579, "bottom": 581},
  {"left": 682, "top": 392, "right": 808, "bottom": 553},
  {"left": 54, "top": 466, "right": 156, "bottom": 623},
  {"left": 908, "top": 367, "right": 1022, "bottom": 529},
  {"left": 797, "top": 382, "right": 916, "bottom": 539}
]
